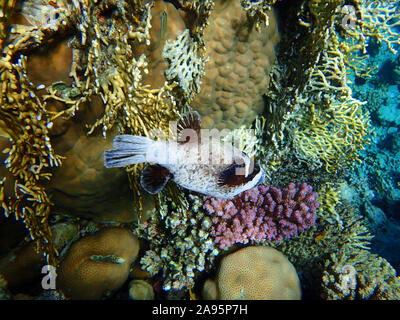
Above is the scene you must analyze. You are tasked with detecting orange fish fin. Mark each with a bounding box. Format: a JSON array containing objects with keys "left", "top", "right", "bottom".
[
  {"left": 177, "top": 111, "right": 202, "bottom": 144},
  {"left": 140, "top": 165, "right": 173, "bottom": 194}
]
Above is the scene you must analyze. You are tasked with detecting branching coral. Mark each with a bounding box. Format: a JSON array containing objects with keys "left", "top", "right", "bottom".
[
  {"left": 137, "top": 193, "right": 218, "bottom": 292},
  {"left": 326, "top": 0, "right": 400, "bottom": 80},
  {"left": 288, "top": 23, "right": 371, "bottom": 173},
  {"left": 269, "top": 200, "right": 380, "bottom": 299},
  {"left": 239, "top": 0, "right": 282, "bottom": 29},
  {"left": 256, "top": 0, "right": 374, "bottom": 178},
  {"left": 293, "top": 95, "right": 371, "bottom": 172},
  {"left": 345, "top": 0, "right": 400, "bottom": 55},
  {"left": 322, "top": 247, "right": 400, "bottom": 300},
  {"left": 203, "top": 183, "right": 319, "bottom": 249},
  {"left": 266, "top": 27, "right": 371, "bottom": 174},
  {"left": 1, "top": 0, "right": 198, "bottom": 264},
  {"left": 317, "top": 183, "right": 342, "bottom": 227},
  {"left": 0, "top": 55, "right": 63, "bottom": 265}
]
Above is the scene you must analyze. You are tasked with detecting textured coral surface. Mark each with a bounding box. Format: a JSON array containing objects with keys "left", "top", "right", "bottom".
[
  {"left": 192, "top": 0, "right": 279, "bottom": 129},
  {"left": 143, "top": 0, "right": 280, "bottom": 129},
  {"left": 203, "top": 183, "right": 319, "bottom": 248},
  {"left": 58, "top": 227, "right": 139, "bottom": 299},
  {"left": 204, "top": 246, "right": 301, "bottom": 299}
]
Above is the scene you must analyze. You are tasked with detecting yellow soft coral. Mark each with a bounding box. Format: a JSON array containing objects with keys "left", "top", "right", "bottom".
[
  {"left": 292, "top": 32, "right": 371, "bottom": 173},
  {"left": 0, "top": 55, "right": 63, "bottom": 265}
]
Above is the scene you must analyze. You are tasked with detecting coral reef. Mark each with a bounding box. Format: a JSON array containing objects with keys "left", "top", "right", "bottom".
[
  {"left": 191, "top": 0, "right": 279, "bottom": 129},
  {"left": 256, "top": 0, "right": 372, "bottom": 179},
  {"left": 0, "top": 50, "right": 63, "bottom": 264},
  {"left": 268, "top": 198, "right": 397, "bottom": 299},
  {"left": 0, "top": 219, "right": 78, "bottom": 290},
  {"left": 58, "top": 227, "right": 139, "bottom": 299},
  {"left": 291, "top": 38, "right": 371, "bottom": 172},
  {"left": 345, "top": 0, "right": 400, "bottom": 56},
  {"left": 0, "top": 0, "right": 187, "bottom": 263},
  {"left": 137, "top": 193, "right": 218, "bottom": 292},
  {"left": 321, "top": 248, "right": 400, "bottom": 300},
  {"left": 162, "top": 28, "right": 207, "bottom": 102},
  {"left": 202, "top": 246, "right": 301, "bottom": 300},
  {"left": 141, "top": 0, "right": 280, "bottom": 129},
  {"left": 0, "top": 0, "right": 399, "bottom": 301},
  {"left": 203, "top": 183, "right": 319, "bottom": 249}
]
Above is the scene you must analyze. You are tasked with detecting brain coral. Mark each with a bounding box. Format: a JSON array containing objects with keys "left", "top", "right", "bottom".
[
  {"left": 203, "top": 246, "right": 301, "bottom": 300},
  {"left": 58, "top": 227, "right": 139, "bottom": 299},
  {"left": 142, "top": 0, "right": 280, "bottom": 129}
]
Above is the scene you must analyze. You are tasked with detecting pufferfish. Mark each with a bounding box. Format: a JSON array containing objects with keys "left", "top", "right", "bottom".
[{"left": 103, "top": 111, "right": 264, "bottom": 198}]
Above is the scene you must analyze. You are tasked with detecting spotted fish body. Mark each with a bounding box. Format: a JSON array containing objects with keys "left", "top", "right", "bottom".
[{"left": 104, "top": 111, "right": 264, "bottom": 198}]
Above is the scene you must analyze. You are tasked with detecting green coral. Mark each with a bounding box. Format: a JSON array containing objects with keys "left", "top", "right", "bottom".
[
  {"left": 322, "top": 249, "right": 400, "bottom": 300},
  {"left": 136, "top": 192, "right": 217, "bottom": 292}
]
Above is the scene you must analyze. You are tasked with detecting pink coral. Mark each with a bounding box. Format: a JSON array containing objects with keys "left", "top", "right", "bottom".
[{"left": 203, "top": 183, "right": 319, "bottom": 249}]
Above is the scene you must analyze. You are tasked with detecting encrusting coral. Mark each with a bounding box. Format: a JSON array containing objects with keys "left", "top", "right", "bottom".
[
  {"left": 58, "top": 227, "right": 139, "bottom": 300},
  {"left": 140, "top": 0, "right": 280, "bottom": 129},
  {"left": 202, "top": 246, "right": 301, "bottom": 300},
  {"left": 203, "top": 183, "right": 319, "bottom": 249},
  {"left": 191, "top": 0, "right": 280, "bottom": 129}
]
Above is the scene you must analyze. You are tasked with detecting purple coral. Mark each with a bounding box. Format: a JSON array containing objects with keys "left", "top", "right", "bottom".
[{"left": 203, "top": 183, "right": 319, "bottom": 249}]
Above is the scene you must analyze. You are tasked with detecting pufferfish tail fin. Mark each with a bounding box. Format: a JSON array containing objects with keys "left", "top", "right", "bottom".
[{"left": 103, "top": 135, "right": 153, "bottom": 168}]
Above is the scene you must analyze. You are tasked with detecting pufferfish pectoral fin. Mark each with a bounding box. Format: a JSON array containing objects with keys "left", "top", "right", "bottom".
[
  {"left": 177, "top": 110, "right": 202, "bottom": 144},
  {"left": 140, "top": 165, "right": 173, "bottom": 194}
]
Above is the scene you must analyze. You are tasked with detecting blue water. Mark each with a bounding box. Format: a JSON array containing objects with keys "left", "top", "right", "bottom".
[{"left": 348, "top": 36, "right": 400, "bottom": 273}]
